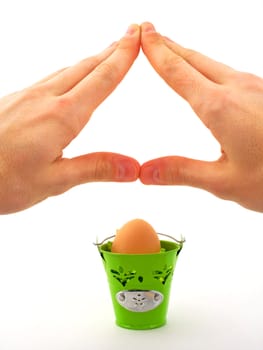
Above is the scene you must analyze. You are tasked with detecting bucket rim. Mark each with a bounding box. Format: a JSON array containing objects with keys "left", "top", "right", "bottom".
[
  {"left": 93, "top": 232, "right": 185, "bottom": 248},
  {"left": 98, "top": 239, "right": 183, "bottom": 256}
]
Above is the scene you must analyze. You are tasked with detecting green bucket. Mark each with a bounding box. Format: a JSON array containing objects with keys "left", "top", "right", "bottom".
[{"left": 97, "top": 235, "right": 184, "bottom": 330}]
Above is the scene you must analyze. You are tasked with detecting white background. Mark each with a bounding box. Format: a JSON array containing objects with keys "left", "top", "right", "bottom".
[{"left": 0, "top": 0, "right": 263, "bottom": 349}]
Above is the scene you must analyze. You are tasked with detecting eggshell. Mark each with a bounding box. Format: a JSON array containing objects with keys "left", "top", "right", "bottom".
[{"left": 111, "top": 218, "right": 161, "bottom": 254}]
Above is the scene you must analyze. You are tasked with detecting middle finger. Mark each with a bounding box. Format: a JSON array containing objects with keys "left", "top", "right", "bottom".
[
  {"left": 163, "top": 37, "right": 236, "bottom": 84},
  {"left": 141, "top": 22, "right": 216, "bottom": 107},
  {"left": 43, "top": 42, "right": 118, "bottom": 95}
]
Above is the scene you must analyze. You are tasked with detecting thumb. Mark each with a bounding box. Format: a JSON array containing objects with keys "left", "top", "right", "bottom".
[
  {"left": 48, "top": 152, "right": 140, "bottom": 195},
  {"left": 140, "top": 156, "right": 228, "bottom": 197}
]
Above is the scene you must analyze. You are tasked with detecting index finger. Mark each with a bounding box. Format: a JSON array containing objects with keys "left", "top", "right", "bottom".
[
  {"left": 141, "top": 22, "right": 217, "bottom": 108},
  {"left": 66, "top": 24, "right": 141, "bottom": 126},
  {"left": 163, "top": 37, "right": 236, "bottom": 84}
]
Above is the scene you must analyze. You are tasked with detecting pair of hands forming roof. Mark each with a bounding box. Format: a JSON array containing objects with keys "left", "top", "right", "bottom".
[{"left": 1, "top": 22, "right": 263, "bottom": 214}]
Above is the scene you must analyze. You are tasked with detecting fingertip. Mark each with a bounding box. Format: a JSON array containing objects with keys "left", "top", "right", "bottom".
[
  {"left": 124, "top": 23, "right": 140, "bottom": 37},
  {"left": 140, "top": 22, "right": 163, "bottom": 51},
  {"left": 120, "top": 24, "right": 141, "bottom": 54},
  {"left": 139, "top": 161, "right": 160, "bottom": 185},
  {"left": 141, "top": 22, "right": 156, "bottom": 33},
  {"left": 117, "top": 156, "right": 141, "bottom": 182}
]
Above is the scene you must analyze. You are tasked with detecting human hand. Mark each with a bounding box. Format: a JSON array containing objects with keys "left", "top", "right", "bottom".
[
  {"left": 0, "top": 25, "right": 140, "bottom": 214},
  {"left": 140, "top": 22, "right": 263, "bottom": 212}
]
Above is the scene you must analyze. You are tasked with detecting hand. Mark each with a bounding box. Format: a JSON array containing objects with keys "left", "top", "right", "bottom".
[
  {"left": 140, "top": 22, "right": 263, "bottom": 212},
  {"left": 0, "top": 25, "right": 141, "bottom": 214}
]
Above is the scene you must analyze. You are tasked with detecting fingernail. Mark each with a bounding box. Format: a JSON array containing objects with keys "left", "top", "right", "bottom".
[
  {"left": 141, "top": 164, "right": 160, "bottom": 184},
  {"left": 125, "top": 24, "right": 138, "bottom": 36},
  {"left": 142, "top": 22, "right": 156, "bottom": 33},
  {"left": 117, "top": 159, "right": 139, "bottom": 181}
]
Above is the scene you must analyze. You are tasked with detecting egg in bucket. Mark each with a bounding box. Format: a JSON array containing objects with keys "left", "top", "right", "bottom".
[{"left": 95, "top": 219, "right": 185, "bottom": 330}]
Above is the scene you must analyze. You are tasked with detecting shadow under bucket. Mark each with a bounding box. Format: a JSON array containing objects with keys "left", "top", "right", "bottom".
[{"left": 97, "top": 237, "right": 184, "bottom": 330}]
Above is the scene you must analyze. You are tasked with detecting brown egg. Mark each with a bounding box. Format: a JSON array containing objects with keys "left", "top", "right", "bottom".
[{"left": 111, "top": 218, "right": 161, "bottom": 254}]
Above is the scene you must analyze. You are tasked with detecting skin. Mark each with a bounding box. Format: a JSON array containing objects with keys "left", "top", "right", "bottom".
[
  {"left": 139, "top": 22, "right": 263, "bottom": 212},
  {"left": 1, "top": 22, "right": 263, "bottom": 214},
  {"left": 0, "top": 25, "right": 141, "bottom": 214}
]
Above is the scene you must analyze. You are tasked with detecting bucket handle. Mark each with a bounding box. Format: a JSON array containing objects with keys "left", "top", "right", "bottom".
[{"left": 93, "top": 232, "right": 185, "bottom": 246}]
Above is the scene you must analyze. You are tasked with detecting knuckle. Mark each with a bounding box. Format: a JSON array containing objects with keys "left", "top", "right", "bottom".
[
  {"left": 95, "top": 61, "right": 118, "bottom": 84},
  {"left": 182, "top": 48, "right": 198, "bottom": 62},
  {"left": 51, "top": 96, "right": 79, "bottom": 138},
  {"left": 54, "top": 95, "right": 74, "bottom": 113},
  {"left": 232, "top": 71, "right": 263, "bottom": 91},
  {"left": 192, "top": 87, "right": 231, "bottom": 128},
  {"left": 167, "top": 165, "right": 185, "bottom": 185},
  {"left": 80, "top": 55, "right": 101, "bottom": 70},
  {"left": 94, "top": 157, "right": 114, "bottom": 180},
  {"left": 161, "top": 53, "right": 185, "bottom": 79},
  {"left": 19, "top": 86, "right": 46, "bottom": 103},
  {"left": 158, "top": 157, "right": 185, "bottom": 185}
]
